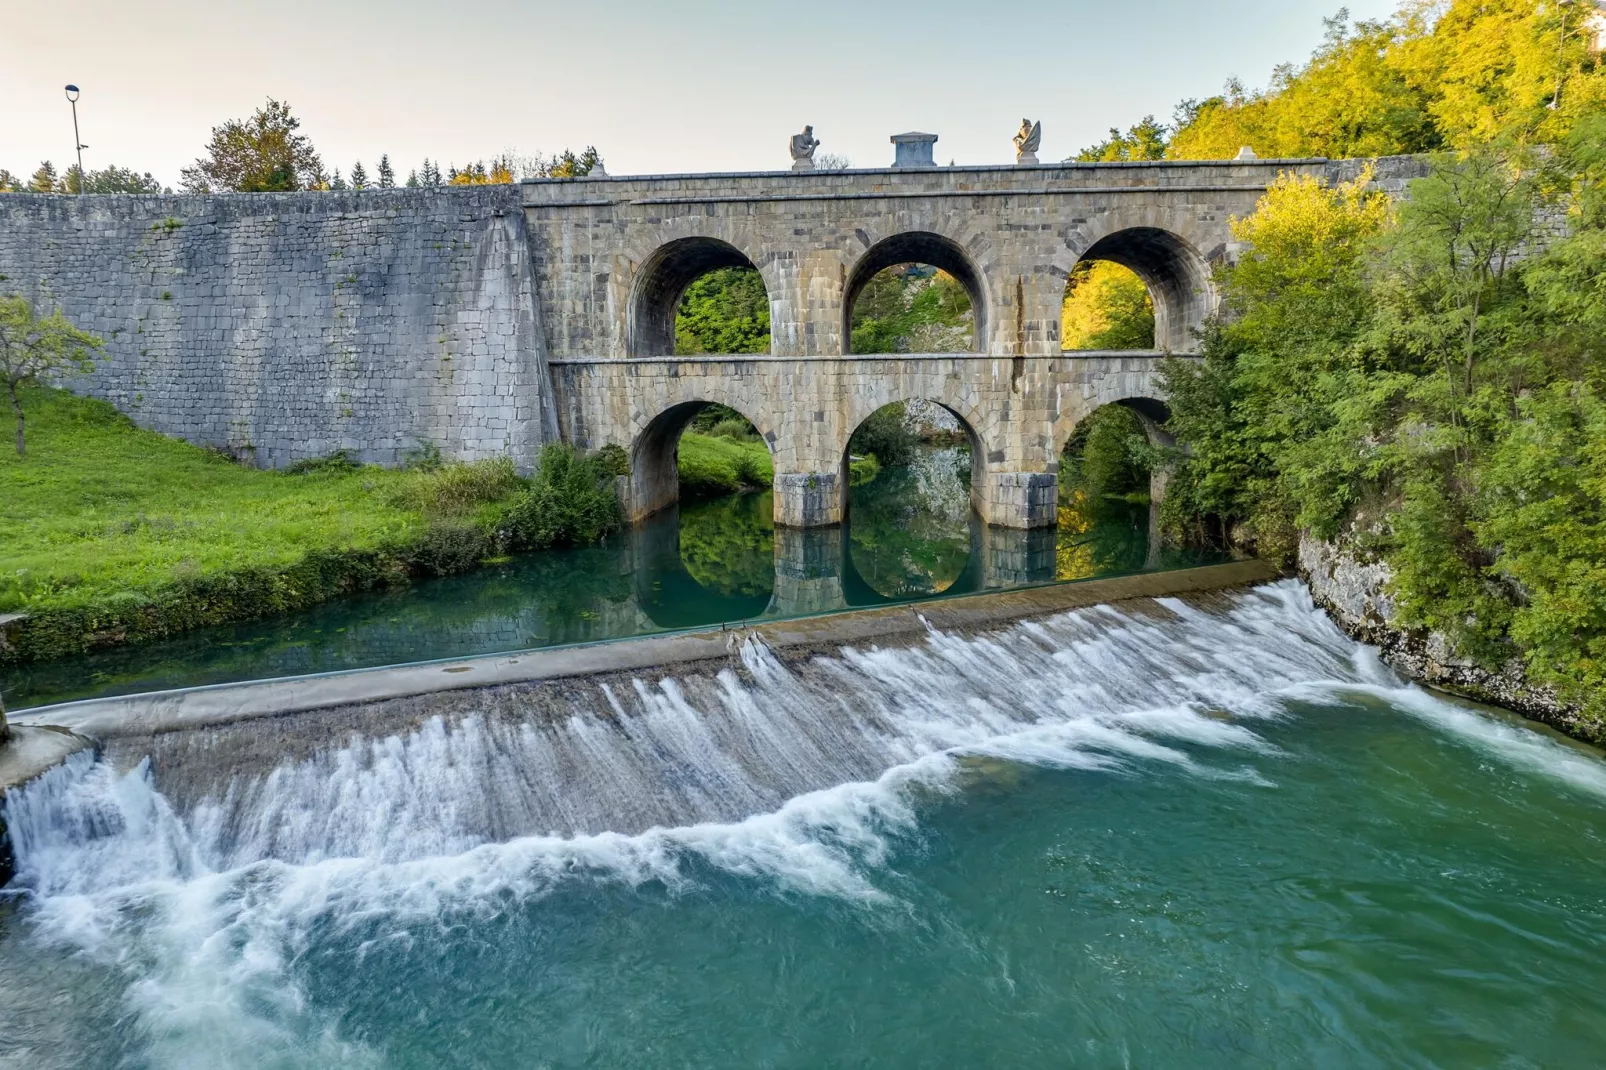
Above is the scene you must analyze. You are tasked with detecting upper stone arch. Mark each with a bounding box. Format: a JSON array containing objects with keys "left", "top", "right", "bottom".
[
  {"left": 1055, "top": 213, "right": 1218, "bottom": 353},
  {"left": 841, "top": 230, "right": 989, "bottom": 354},
  {"left": 625, "top": 234, "right": 781, "bottom": 357}
]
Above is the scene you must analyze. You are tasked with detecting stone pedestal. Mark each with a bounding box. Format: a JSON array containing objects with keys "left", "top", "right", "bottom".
[
  {"left": 774, "top": 471, "right": 844, "bottom": 528},
  {"left": 972, "top": 471, "right": 1058, "bottom": 529},
  {"left": 1015, "top": 151, "right": 1039, "bottom": 165},
  {"left": 891, "top": 132, "right": 939, "bottom": 168},
  {"left": 791, "top": 159, "right": 815, "bottom": 172}
]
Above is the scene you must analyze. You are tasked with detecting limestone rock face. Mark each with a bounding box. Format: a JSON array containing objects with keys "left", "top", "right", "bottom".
[{"left": 1298, "top": 533, "right": 1588, "bottom": 738}]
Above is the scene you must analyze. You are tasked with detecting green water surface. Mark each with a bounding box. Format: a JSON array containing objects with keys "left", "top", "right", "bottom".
[{"left": 5, "top": 449, "right": 1209, "bottom": 709}]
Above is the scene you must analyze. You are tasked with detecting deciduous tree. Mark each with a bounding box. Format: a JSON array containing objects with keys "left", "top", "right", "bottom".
[
  {"left": 0, "top": 296, "right": 102, "bottom": 456},
  {"left": 180, "top": 98, "right": 323, "bottom": 193}
]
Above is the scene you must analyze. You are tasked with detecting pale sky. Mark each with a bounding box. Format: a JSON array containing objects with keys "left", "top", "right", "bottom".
[{"left": 3, "top": 0, "right": 1400, "bottom": 186}]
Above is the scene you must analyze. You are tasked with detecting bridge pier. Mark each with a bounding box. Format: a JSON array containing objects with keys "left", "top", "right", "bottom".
[
  {"left": 973, "top": 471, "right": 1059, "bottom": 530},
  {"left": 774, "top": 471, "right": 846, "bottom": 528},
  {"left": 978, "top": 524, "right": 1060, "bottom": 589}
]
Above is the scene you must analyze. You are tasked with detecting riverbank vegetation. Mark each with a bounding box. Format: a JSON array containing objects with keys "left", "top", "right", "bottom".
[
  {"left": 1106, "top": 1, "right": 1606, "bottom": 729},
  {"left": 0, "top": 386, "right": 623, "bottom": 664}
]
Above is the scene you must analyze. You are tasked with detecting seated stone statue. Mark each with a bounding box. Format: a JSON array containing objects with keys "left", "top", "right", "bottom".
[{"left": 790, "top": 125, "right": 821, "bottom": 171}]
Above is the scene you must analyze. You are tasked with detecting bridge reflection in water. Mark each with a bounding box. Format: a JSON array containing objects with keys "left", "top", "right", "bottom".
[{"left": 6, "top": 454, "right": 1200, "bottom": 711}]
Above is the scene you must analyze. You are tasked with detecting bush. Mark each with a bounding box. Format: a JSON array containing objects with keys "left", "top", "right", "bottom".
[
  {"left": 286, "top": 450, "right": 359, "bottom": 475},
  {"left": 848, "top": 403, "right": 917, "bottom": 468},
  {"left": 848, "top": 454, "right": 881, "bottom": 486},
  {"left": 502, "top": 444, "right": 623, "bottom": 550},
  {"left": 392, "top": 457, "right": 522, "bottom": 517},
  {"left": 709, "top": 417, "right": 758, "bottom": 442}
]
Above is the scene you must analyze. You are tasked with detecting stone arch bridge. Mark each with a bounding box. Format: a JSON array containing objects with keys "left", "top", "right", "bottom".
[{"left": 0, "top": 155, "right": 1416, "bottom": 528}]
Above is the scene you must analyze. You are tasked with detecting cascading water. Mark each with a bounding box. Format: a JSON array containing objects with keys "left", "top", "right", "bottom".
[{"left": 5, "top": 580, "right": 1606, "bottom": 1069}]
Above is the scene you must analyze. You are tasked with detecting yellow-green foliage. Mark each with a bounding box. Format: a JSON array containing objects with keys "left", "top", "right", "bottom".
[
  {"left": 1162, "top": 119, "right": 1606, "bottom": 733},
  {"left": 1061, "top": 262, "right": 1155, "bottom": 350},
  {"left": 1166, "top": 1, "right": 1605, "bottom": 160}
]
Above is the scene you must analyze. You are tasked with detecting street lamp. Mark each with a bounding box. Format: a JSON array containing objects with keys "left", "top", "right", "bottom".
[{"left": 64, "top": 84, "right": 87, "bottom": 194}]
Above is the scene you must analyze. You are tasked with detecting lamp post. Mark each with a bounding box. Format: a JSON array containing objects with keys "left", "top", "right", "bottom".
[{"left": 64, "top": 84, "right": 87, "bottom": 194}]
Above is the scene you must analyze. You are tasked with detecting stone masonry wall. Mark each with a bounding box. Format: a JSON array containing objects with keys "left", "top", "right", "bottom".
[
  {"left": 548, "top": 352, "right": 1166, "bottom": 527},
  {"left": 522, "top": 158, "right": 1325, "bottom": 360},
  {"left": 0, "top": 186, "right": 555, "bottom": 469}
]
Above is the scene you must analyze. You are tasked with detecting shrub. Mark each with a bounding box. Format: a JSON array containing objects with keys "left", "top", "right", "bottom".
[
  {"left": 393, "top": 457, "right": 522, "bottom": 517},
  {"left": 709, "top": 417, "right": 758, "bottom": 442},
  {"left": 848, "top": 403, "right": 917, "bottom": 468},
  {"left": 403, "top": 520, "right": 495, "bottom": 576},
  {"left": 595, "top": 443, "right": 630, "bottom": 477},
  {"left": 502, "top": 444, "right": 623, "bottom": 550},
  {"left": 286, "top": 449, "right": 358, "bottom": 474}
]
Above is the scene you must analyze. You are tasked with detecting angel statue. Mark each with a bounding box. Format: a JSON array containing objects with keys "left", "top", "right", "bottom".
[
  {"left": 790, "top": 125, "right": 821, "bottom": 171},
  {"left": 1014, "top": 119, "right": 1042, "bottom": 165}
]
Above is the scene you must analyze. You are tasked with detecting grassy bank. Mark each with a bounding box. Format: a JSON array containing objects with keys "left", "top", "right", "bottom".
[
  {"left": 677, "top": 432, "right": 773, "bottom": 497},
  {"left": 1, "top": 386, "right": 621, "bottom": 666},
  {"left": 677, "top": 430, "right": 881, "bottom": 495}
]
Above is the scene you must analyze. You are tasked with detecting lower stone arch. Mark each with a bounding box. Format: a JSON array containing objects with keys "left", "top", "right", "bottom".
[
  {"left": 1070, "top": 228, "right": 1212, "bottom": 353},
  {"left": 626, "top": 399, "right": 774, "bottom": 523},
  {"left": 840, "top": 397, "right": 990, "bottom": 520},
  {"left": 1055, "top": 395, "right": 1176, "bottom": 568},
  {"left": 1053, "top": 395, "right": 1174, "bottom": 459}
]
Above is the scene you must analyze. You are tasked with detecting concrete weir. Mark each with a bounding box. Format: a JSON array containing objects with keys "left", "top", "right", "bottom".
[
  {"left": 0, "top": 726, "right": 96, "bottom": 885},
  {"left": 15, "top": 561, "right": 1277, "bottom": 741}
]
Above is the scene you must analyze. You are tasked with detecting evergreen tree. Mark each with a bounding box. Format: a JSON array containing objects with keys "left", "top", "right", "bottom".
[
  {"left": 329, "top": 168, "right": 347, "bottom": 191},
  {"left": 377, "top": 154, "right": 395, "bottom": 188},
  {"left": 405, "top": 170, "right": 419, "bottom": 188},
  {"left": 28, "top": 162, "right": 59, "bottom": 193},
  {"left": 59, "top": 165, "right": 163, "bottom": 194},
  {"left": 349, "top": 161, "right": 368, "bottom": 190}
]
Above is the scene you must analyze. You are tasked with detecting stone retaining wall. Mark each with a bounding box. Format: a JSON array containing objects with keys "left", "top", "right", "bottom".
[{"left": 0, "top": 186, "right": 555, "bottom": 469}]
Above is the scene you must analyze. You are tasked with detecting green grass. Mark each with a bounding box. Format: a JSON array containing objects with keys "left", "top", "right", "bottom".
[
  {"left": 1, "top": 387, "right": 475, "bottom": 613},
  {"left": 0, "top": 387, "right": 633, "bottom": 665},
  {"left": 677, "top": 432, "right": 773, "bottom": 497}
]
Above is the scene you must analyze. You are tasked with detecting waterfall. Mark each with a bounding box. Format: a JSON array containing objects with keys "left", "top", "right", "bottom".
[
  {"left": 0, "top": 581, "right": 1427, "bottom": 1067},
  {"left": 7, "top": 583, "right": 1377, "bottom": 880}
]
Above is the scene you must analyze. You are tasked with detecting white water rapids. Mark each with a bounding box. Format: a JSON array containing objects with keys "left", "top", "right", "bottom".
[{"left": 5, "top": 580, "right": 1605, "bottom": 1069}]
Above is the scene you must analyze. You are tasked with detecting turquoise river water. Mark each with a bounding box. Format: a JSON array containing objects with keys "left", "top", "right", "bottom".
[
  {"left": 6, "top": 448, "right": 1207, "bottom": 710},
  {"left": 4, "top": 581, "right": 1606, "bottom": 1067}
]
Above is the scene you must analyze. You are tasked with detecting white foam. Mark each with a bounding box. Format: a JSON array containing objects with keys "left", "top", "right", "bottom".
[{"left": 7, "top": 578, "right": 1599, "bottom": 1064}]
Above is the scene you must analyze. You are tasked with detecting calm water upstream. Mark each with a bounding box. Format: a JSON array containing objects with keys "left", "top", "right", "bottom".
[
  {"left": 5, "top": 448, "right": 1211, "bottom": 710},
  {"left": 5, "top": 582, "right": 1606, "bottom": 1068}
]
